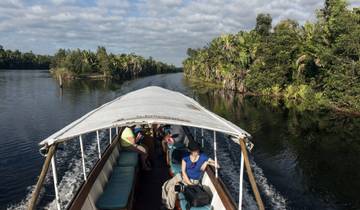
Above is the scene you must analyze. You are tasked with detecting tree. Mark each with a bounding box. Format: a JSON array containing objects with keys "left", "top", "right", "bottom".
[
  {"left": 255, "top": 13, "right": 272, "bottom": 36},
  {"left": 96, "top": 46, "right": 111, "bottom": 77}
]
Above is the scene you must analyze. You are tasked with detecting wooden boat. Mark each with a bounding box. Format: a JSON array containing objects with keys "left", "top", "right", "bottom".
[{"left": 28, "top": 86, "right": 265, "bottom": 210}]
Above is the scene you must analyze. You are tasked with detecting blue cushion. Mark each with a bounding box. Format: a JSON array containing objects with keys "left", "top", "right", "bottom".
[
  {"left": 170, "top": 162, "right": 181, "bottom": 175},
  {"left": 117, "top": 151, "right": 138, "bottom": 167},
  {"left": 178, "top": 193, "right": 211, "bottom": 210},
  {"left": 96, "top": 166, "right": 135, "bottom": 210}
]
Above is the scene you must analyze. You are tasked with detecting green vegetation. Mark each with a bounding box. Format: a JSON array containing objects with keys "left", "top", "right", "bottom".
[
  {"left": 0, "top": 45, "right": 51, "bottom": 69},
  {"left": 51, "top": 46, "right": 181, "bottom": 80},
  {"left": 183, "top": 0, "right": 360, "bottom": 114}
]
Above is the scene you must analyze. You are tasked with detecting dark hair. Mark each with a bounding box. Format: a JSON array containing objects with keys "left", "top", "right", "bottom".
[{"left": 188, "top": 141, "right": 201, "bottom": 151}]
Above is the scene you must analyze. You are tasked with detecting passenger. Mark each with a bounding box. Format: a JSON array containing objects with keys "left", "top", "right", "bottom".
[
  {"left": 161, "top": 141, "right": 217, "bottom": 209},
  {"left": 160, "top": 125, "right": 189, "bottom": 149},
  {"left": 121, "top": 126, "right": 151, "bottom": 171}
]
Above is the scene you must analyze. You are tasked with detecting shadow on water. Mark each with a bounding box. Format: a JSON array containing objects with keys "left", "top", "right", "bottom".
[
  {"left": 184, "top": 82, "right": 360, "bottom": 210},
  {"left": 1, "top": 71, "right": 359, "bottom": 210}
]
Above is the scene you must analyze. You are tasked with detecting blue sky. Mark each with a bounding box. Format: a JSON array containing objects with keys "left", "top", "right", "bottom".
[{"left": 0, "top": 0, "right": 359, "bottom": 66}]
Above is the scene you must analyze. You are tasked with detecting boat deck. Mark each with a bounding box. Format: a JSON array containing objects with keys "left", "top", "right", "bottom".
[{"left": 133, "top": 140, "right": 170, "bottom": 210}]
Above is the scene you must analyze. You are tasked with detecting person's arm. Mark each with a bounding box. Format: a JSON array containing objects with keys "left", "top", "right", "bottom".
[
  {"left": 126, "top": 136, "right": 135, "bottom": 144},
  {"left": 181, "top": 159, "right": 193, "bottom": 185},
  {"left": 200, "top": 158, "right": 219, "bottom": 171}
]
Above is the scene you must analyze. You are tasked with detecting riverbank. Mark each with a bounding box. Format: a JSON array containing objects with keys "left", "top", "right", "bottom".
[
  {"left": 185, "top": 74, "right": 360, "bottom": 117},
  {"left": 50, "top": 68, "right": 109, "bottom": 80},
  {"left": 51, "top": 47, "right": 181, "bottom": 82},
  {"left": 183, "top": 1, "right": 359, "bottom": 117}
]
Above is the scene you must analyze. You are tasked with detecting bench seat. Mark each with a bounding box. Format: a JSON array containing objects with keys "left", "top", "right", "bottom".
[
  {"left": 117, "top": 151, "right": 138, "bottom": 167},
  {"left": 178, "top": 192, "right": 211, "bottom": 210},
  {"left": 96, "top": 166, "right": 135, "bottom": 210}
]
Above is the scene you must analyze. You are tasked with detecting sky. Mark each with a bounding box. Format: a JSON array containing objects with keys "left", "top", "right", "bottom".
[{"left": 0, "top": 0, "right": 359, "bottom": 66}]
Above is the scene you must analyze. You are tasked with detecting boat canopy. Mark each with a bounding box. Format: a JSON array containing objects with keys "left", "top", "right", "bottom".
[{"left": 40, "top": 86, "right": 250, "bottom": 146}]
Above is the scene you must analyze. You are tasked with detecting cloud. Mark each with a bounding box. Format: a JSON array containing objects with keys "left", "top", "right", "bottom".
[{"left": 0, "top": 0, "right": 358, "bottom": 66}]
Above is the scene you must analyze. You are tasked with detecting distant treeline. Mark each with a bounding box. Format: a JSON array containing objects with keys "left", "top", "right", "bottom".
[
  {"left": 183, "top": 0, "right": 360, "bottom": 113},
  {"left": 0, "top": 45, "right": 52, "bottom": 69},
  {"left": 51, "top": 47, "right": 181, "bottom": 80}
]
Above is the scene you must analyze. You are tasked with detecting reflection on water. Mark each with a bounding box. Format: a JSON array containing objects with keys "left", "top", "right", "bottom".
[
  {"left": 0, "top": 70, "right": 359, "bottom": 210},
  {"left": 186, "top": 84, "right": 360, "bottom": 210}
]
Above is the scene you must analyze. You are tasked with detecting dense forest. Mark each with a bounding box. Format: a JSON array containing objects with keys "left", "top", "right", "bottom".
[
  {"left": 183, "top": 0, "right": 360, "bottom": 113},
  {"left": 50, "top": 47, "right": 181, "bottom": 80},
  {"left": 0, "top": 45, "right": 52, "bottom": 69}
]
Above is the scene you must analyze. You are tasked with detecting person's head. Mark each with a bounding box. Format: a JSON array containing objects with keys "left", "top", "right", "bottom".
[
  {"left": 133, "top": 127, "right": 143, "bottom": 140},
  {"left": 188, "top": 141, "right": 201, "bottom": 156}
]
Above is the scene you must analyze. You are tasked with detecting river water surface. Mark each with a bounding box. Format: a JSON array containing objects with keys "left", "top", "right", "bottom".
[{"left": 0, "top": 70, "right": 359, "bottom": 210}]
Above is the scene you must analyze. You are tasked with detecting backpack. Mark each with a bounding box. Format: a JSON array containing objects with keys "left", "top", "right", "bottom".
[{"left": 184, "top": 185, "right": 212, "bottom": 207}]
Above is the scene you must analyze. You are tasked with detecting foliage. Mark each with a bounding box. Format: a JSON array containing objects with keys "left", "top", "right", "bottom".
[
  {"left": 183, "top": 0, "right": 360, "bottom": 113},
  {"left": 51, "top": 47, "right": 180, "bottom": 80},
  {"left": 0, "top": 45, "right": 51, "bottom": 69}
]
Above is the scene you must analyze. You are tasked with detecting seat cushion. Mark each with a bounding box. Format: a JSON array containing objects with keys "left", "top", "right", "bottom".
[
  {"left": 178, "top": 192, "right": 211, "bottom": 210},
  {"left": 170, "top": 162, "right": 181, "bottom": 175},
  {"left": 117, "top": 151, "right": 138, "bottom": 167},
  {"left": 96, "top": 166, "right": 135, "bottom": 210}
]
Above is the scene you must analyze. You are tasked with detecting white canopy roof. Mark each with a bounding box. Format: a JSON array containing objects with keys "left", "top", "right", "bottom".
[{"left": 40, "top": 86, "right": 250, "bottom": 146}]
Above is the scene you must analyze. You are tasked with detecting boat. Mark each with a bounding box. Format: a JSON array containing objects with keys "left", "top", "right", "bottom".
[{"left": 28, "top": 86, "right": 265, "bottom": 210}]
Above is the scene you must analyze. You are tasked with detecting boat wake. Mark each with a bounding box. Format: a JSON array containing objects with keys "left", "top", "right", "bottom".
[
  {"left": 7, "top": 131, "right": 109, "bottom": 210},
  {"left": 250, "top": 157, "right": 287, "bottom": 210},
  {"left": 193, "top": 128, "right": 287, "bottom": 210}
]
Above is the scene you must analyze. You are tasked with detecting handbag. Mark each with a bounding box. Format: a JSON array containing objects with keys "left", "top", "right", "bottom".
[{"left": 183, "top": 185, "right": 212, "bottom": 207}]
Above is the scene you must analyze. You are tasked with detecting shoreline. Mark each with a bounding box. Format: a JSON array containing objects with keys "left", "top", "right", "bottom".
[{"left": 185, "top": 75, "right": 360, "bottom": 117}]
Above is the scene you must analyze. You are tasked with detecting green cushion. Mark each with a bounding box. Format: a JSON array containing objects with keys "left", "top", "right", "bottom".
[
  {"left": 96, "top": 166, "right": 135, "bottom": 210},
  {"left": 117, "top": 151, "right": 138, "bottom": 167},
  {"left": 178, "top": 192, "right": 211, "bottom": 210}
]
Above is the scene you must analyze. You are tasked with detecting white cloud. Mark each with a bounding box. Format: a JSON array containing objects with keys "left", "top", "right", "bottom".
[{"left": 0, "top": 0, "right": 358, "bottom": 66}]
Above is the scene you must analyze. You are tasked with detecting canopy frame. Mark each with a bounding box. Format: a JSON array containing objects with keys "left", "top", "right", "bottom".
[{"left": 39, "top": 86, "right": 250, "bottom": 146}]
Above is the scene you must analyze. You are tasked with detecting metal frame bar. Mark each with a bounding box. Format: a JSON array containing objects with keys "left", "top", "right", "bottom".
[
  {"left": 109, "top": 128, "right": 112, "bottom": 144},
  {"left": 96, "top": 130, "right": 101, "bottom": 159},
  {"left": 51, "top": 154, "right": 61, "bottom": 210},
  {"left": 238, "top": 151, "right": 244, "bottom": 210},
  {"left": 194, "top": 128, "right": 197, "bottom": 141},
  {"left": 201, "top": 128, "right": 204, "bottom": 147},
  {"left": 213, "top": 130, "right": 218, "bottom": 178},
  {"left": 79, "top": 135, "right": 87, "bottom": 181}
]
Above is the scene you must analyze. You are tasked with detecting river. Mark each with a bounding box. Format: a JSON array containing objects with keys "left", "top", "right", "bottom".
[{"left": 0, "top": 70, "right": 359, "bottom": 210}]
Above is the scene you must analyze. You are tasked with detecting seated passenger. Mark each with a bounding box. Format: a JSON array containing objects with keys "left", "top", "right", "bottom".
[
  {"left": 161, "top": 141, "right": 216, "bottom": 209},
  {"left": 121, "top": 126, "right": 151, "bottom": 171},
  {"left": 161, "top": 125, "right": 189, "bottom": 150}
]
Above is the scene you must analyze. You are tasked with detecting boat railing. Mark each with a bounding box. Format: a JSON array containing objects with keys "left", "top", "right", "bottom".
[
  {"left": 28, "top": 126, "right": 265, "bottom": 210},
  {"left": 28, "top": 127, "right": 121, "bottom": 210}
]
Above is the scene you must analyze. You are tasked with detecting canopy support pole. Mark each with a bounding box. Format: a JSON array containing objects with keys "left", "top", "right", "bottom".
[
  {"left": 109, "top": 128, "right": 112, "bottom": 144},
  {"left": 238, "top": 150, "right": 244, "bottom": 210},
  {"left": 51, "top": 155, "right": 61, "bottom": 210},
  {"left": 201, "top": 128, "right": 204, "bottom": 147},
  {"left": 239, "top": 138, "right": 264, "bottom": 210},
  {"left": 213, "top": 131, "right": 218, "bottom": 178},
  {"left": 79, "top": 135, "right": 87, "bottom": 181},
  {"left": 96, "top": 131, "right": 101, "bottom": 159},
  {"left": 116, "top": 127, "right": 119, "bottom": 135},
  {"left": 194, "top": 128, "right": 197, "bottom": 141},
  {"left": 28, "top": 144, "right": 57, "bottom": 210}
]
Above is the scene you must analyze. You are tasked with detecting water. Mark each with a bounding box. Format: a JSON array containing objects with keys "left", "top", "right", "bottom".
[{"left": 0, "top": 70, "right": 359, "bottom": 210}]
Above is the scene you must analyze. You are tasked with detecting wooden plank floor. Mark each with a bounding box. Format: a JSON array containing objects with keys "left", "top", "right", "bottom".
[{"left": 133, "top": 141, "right": 170, "bottom": 210}]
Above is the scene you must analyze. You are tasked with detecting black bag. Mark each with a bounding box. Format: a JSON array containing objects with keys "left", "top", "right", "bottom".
[{"left": 184, "top": 185, "right": 211, "bottom": 207}]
